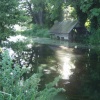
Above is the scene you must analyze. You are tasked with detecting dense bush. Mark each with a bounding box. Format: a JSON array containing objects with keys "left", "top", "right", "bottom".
[
  {"left": 0, "top": 50, "right": 64, "bottom": 100},
  {"left": 89, "top": 29, "right": 100, "bottom": 44},
  {"left": 22, "top": 24, "right": 50, "bottom": 38}
]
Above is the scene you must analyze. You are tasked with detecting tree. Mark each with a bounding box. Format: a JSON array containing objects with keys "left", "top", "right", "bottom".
[
  {"left": 67, "top": 0, "right": 88, "bottom": 27},
  {"left": 22, "top": 0, "right": 64, "bottom": 27},
  {"left": 45, "top": 0, "right": 64, "bottom": 27},
  {"left": 66, "top": 1, "right": 100, "bottom": 99},
  {"left": 0, "top": 0, "right": 26, "bottom": 43},
  {"left": 25, "top": 0, "right": 45, "bottom": 26},
  {"left": 67, "top": 0, "right": 100, "bottom": 33}
]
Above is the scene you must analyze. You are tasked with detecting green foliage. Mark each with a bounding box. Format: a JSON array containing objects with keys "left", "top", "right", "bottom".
[
  {"left": 80, "top": 0, "right": 93, "bottom": 13},
  {"left": 9, "top": 40, "right": 30, "bottom": 52},
  {"left": 89, "top": 29, "right": 100, "bottom": 45},
  {"left": 22, "top": 0, "right": 65, "bottom": 27},
  {"left": 33, "top": 28, "right": 49, "bottom": 38},
  {"left": 0, "top": 0, "right": 26, "bottom": 42},
  {"left": 46, "top": 0, "right": 63, "bottom": 20},
  {"left": 22, "top": 25, "right": 50, "bottom": 38},
  {"left": 0, "top": 51, "right": 64, "bottom": 100},
  {"left": 90, "top": 8, "right": 100, "bottom": 17},
  {"left": 67, "top": 0, "right": 100, "bottom": 33},
  {"left": 80, "top": 0, "right": 100, "bottom": 33}
]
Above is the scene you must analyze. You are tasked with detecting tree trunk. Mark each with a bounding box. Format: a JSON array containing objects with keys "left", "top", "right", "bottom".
[{"left": 26, "top": 0, "right": 45, "bottom": 26}]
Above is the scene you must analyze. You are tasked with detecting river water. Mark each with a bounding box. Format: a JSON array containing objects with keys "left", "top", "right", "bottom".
[{"left": 2, "top": 36, "right": 100, "bottom": 100}]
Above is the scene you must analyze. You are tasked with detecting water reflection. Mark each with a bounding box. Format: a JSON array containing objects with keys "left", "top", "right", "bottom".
[
  {"left": 3, "top": 38, "right": 85, "bottom": 83},
  {"left": 51, "top": 46, "right": 82, "bottom": 80},
  {"left": 61, "top": 57, "right": 75, "bottom": 79},
  {"left": 3, "top": 35, "right": 100, "bottom": 100},
  {"left": 1, "top": 36, "right": 91, "bottom": 100}
]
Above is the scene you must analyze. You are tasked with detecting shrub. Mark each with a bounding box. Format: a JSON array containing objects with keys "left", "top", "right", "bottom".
[
  {"left": 89, "top": 29, "right": 100, "bottom": 45},
  {"left": 0, "top": 50, "right": 64, "bottom": 100},
  {"left": 22, "top": 24, "right": 50, "bottom": 38}
]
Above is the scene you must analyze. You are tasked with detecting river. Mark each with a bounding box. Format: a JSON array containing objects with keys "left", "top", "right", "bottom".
[{"left": 1, "top": 36, "right": 100, "bottom": 100}]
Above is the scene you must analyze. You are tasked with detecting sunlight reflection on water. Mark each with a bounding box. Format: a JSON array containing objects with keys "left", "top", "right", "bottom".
[
  {"left": 61, "top": 57, "right": 75, "bottom": 79},
  {"left": 55, "top": 47, "right": 76, "bottom": 80}
]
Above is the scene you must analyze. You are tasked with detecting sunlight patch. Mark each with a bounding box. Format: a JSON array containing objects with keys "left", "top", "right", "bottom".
[
  {"left": 60, "top": 57, "right": 75, "bottom": 79},
  {"left": 55, "top": 48, "right": 75, "bottom": 80}
]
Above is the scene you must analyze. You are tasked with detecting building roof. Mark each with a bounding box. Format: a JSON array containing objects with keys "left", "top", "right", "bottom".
[{"left": 49, "top": 19, "right": 78, "bottom": 34}]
